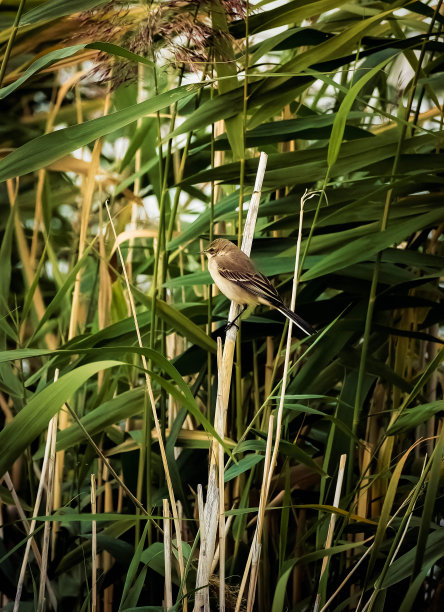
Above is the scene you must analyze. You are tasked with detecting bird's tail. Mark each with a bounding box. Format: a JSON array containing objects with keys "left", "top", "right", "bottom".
[{"left": 277, "top": 305, "right": 314, "bottom": 336}]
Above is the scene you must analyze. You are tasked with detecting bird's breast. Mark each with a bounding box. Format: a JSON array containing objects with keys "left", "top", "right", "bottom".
[{"left": 208, "top": 258, "right": 257, "bottom": 305}]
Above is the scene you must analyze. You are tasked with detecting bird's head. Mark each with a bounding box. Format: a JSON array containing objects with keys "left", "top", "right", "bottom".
[{"left": 203, "top": 238, "right": 235, "bottom": 259}]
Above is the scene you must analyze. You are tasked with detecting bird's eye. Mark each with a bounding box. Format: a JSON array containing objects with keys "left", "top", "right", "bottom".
[{"left": 208, "top": 248, "right": 214, "bottom": 253}]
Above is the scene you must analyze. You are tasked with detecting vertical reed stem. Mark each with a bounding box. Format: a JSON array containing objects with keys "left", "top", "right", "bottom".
[
  {"left": 194, "top": 153, "right": 268, "bottom": 611},
  {"left": 91, "top": 474, "right": 97, "bottom": 612},
  {"left": 163, "top": 499, "right": 173, "bottom": 610},
  {"left": 313, "top": 454, "right": 347, "bottom": 612},
  {"left": 13, "top": 417, "right": 57, "bottom": 612},
  {"left": 217, "top": 338, "right": 226, "bottom": 611},
  {"left": 37, "top": 412, "right": 57, "bottom": 612}
]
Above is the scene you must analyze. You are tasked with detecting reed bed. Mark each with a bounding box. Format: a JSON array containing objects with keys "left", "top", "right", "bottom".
[{"left": 0, "top": 1, "right": 443, "bottom": 611}]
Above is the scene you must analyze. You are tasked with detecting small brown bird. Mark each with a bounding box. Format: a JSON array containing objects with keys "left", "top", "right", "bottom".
[{"left": 204, "top": 238, "right": 314, "bottom": 335}]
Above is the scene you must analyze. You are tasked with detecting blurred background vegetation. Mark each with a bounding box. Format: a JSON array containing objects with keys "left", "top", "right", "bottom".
[{"left": 0, "top": 0, "right": 444, "bottom": 610}]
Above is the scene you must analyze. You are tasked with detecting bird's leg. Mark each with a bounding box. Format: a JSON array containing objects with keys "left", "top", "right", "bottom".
[{"left": 224, "top": 304, "right": 248, "bottom": 333}]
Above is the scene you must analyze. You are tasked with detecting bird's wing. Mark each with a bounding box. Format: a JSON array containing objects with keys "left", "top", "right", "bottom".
[{"left": 218, "top": 267, "right": 282, "bottom": 307}]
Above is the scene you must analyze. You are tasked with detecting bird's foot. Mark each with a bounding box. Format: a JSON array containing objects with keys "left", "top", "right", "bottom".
[{"left": 224, "top": 320, "right": 239, "bottom": 333}]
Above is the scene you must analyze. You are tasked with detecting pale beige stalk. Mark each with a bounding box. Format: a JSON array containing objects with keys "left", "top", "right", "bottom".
[
  {"left": 235, "top": 188, "right": 317, "bottom": 610},
  {"left": 91, "top": 474, "right": 97, "bottom": 612},
  {"left": 7, "top": 467, "right": 57, "bottom": 611},
  {"left": 313, "top": 454, "right": 347, "bottom": 612},
  {"left": 103, "top": 464, "right": 114, "bottom": 612},
  {"left": 321, "top": 450, "right": 426, "bottom": 612},
  {"left": 7, "top": 179, "right": 57, "bottom": 350},
  {"left": 216, "top": 338, "right": 226, "bottom": 611},
  {"left": 194, "top": 152, "right": 268, "bottom": 611},
  {"left": 163, "top": 499, "right": 173, "bottom": 609},
  {"left": 246, "top": 416, "right": 275, "bottom": 612},
  {"left": 37, "top": 409, "right": 58, "bottom": 611},
  {"left": 30, "top": 70, "right": 87, "bottom": 266}
]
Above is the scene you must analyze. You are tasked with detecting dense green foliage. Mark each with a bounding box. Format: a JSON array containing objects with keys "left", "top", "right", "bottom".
[{"left": 0, "top": 0, "right": 443, "bottom": 610}]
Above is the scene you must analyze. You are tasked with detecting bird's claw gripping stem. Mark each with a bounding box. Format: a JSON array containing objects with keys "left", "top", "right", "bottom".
[{"left": 224, "top": 320, "right": 239, "bottom": 333}]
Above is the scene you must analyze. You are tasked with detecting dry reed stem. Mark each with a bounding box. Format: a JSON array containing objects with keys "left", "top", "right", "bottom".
[
  {"left": 6, "top": 468, "right": 57, "bottom": 611},
  {"left": 37, "top": 411, "right": 58, "bottom": 612},
  {"left": 91, "top": 474, "right": 97, "bottom": 612},
  {"left": 30, "top": 70, "right": 86, "bottom": 266},
  {"left": 216, "top": 338, "right": 226, "bottom": 611},
  {"left": 197, "top": 483, "right": 207, "bottom": 591},
  {"left": 321, "top": 445, "right": 427, "bottom": 612},
  {"left": 234, "top": 188, "right": 315, "bottom": 610},
  {"left": 10, "top": 359, "right": 59, "bottom": 610},
  {"left": 110, "top": 229, "right": 161, "bottom": 255},
  {"left": 6, "top": 179, "right": 57, "bottom": 350},
  {"left": 264, "top": 337, "right": 274, "bottom": 399},
  {"left": 195, "top": 468, "right": 219, "bottom": 610},
  {"left": 264, "top": 189, "right": 317, "bottom": 497},
  {"left": 98, "top": 196, "right": 112, "bottom": 387},
  {"left": 213, "top": 120, "right": 226, "bottom": 205},
  {"left": 127, "top": 62, "right": 145, "bottom": 283},
  {"left": 103, "top": 464, "right": 114, "bottom": 612},
  {"left": 194, "top": 152, "right": 268, "bottom": 611},
  {"left": 68, "top": 93, "right": 111, "bottom": 338},
  {"left": 0, "top": 393, "right": 13, "bottom": 422},
  {"left": 232, "top": 418, "right": 274, "bottom": 611},
  {"left": 319, "top": 536, "right": 374, "bottom": 612},
  {"left": 313, "top": 454, "right": 347, "bottom": 612},
  {"left": 210, "top": 513, "right": 235, "bottom": 574},
  {"left": 358, "top": 454, "right": 428, "bottom": 612},
  {"left": 245, "top": 416, "right": 275, "bottom": 612},
  {"left": 163, "top": 499, "right": 173, "bottom": 609},
  {"left": 104, "top": 198, "right": 186, "bottom": 592}
]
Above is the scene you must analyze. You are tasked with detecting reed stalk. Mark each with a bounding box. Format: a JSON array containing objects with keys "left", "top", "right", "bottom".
[
  {"left": 91, "top": 473, "right": 97, "bottom": 612},
  {"left": 163, "top": 499, "right": 173, "bottom": 610},
  {"left": 37, "top": 412, "right": 57, "bottom": 612},
  {"left": 194, "top": 152, "right": 268, "bottom": 610},
  {"left": 313, "top": 454, "right": 346, "bottom": 612},
  {"left": 236, "top": 187, "right": 314, "bottom": 608},
  {"left": 217, "top": 337, "right": 226, "bottom": 611},
  {"left": 7, "top": 467, "right": 57, "bottom": 612},
  {"left": 245, "top": 416, "right": 274, "bottom": 612}
]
